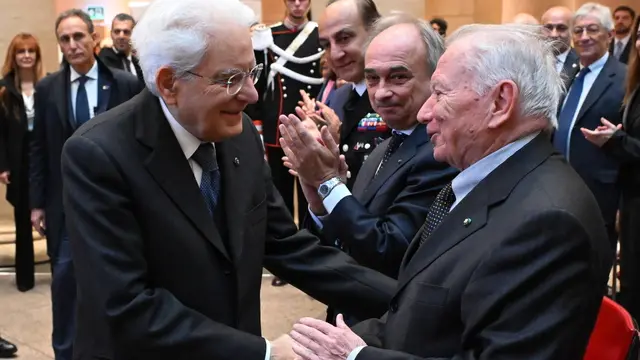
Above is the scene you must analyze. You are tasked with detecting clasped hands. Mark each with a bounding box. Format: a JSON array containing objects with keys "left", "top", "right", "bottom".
[{"left": 270, "top": 314, "right": 366, "bottom": 360}]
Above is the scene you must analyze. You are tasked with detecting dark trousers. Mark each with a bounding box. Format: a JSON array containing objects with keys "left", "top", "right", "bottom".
[
  {"left": 266, "top": 146, "right": 307, "bottom": 225},
  {"left": 50, "top": 229, "right": 76, "bottom": 360},
  {"left": 13, "top": 198, "right": 34, "bottom": 291}
]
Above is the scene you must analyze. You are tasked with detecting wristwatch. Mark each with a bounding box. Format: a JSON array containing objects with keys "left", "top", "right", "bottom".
[{"left": 317, "top": 177, "right": 343, "bottom": 200}]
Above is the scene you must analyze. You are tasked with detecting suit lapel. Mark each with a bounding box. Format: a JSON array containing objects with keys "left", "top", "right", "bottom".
[
  {"left": 329, "top": 86, "right": 349, "bottom": 128},
  {"left": 561, "top": 49, "right": 580, "bottom": 92},
  {"left": 339, "top": 90, "right": 369, "bottom": 144},
  {"left": 352, "top": 138, "right": 386, "bottom": 200},
  {"left": 96, "top": 72, "right": 112, "bottom": 115},
  {"left": 137, "top": 91, "right": 232, "bottom": 261},
  {"left": 359, "top": 124, "right": 427, "bottom": 205},
  {"left": 396, "top": 134, "right": 554, "bottom": 293},
  {"left": 576, "top": 57, "right": 616, "bottom": 123}
]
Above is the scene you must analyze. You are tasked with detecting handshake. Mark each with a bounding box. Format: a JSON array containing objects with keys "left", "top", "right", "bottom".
[{"left": 269, "top": 314, "right": 367, "bottom": 360}]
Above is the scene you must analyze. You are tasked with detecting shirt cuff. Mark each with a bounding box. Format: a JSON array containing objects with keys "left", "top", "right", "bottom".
[
  {"left": 347, "top": 346, "right": 366, "bottom": 360},
  {"left": 309, "top": 206, "right": 327, "bottom": 230},
  {"left": 322, "top": 183, "right": 351, "bottom": 213},
  {"left": 264, "top": 338, "right": 271, "bottom": 360}
]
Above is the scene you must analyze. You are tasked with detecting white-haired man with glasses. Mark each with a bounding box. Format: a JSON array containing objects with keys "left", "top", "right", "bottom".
[{"left": 59, "top": 0, "right": 397, "bottom": 359}]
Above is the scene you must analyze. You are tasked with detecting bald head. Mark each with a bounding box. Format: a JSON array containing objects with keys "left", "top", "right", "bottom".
[
  {"left": 541, "top": 6, "right": 573, "bottom": 54},
  {"left": 512, "top": 13, "right": 539, "bottom": 25}
]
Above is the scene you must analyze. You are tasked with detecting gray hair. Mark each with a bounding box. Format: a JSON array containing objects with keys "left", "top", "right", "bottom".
[
  {"left": 447, "top": 24, "right": 563, "bottom": 128},
  {"left": 363, "top": 13, "right": 444, "bottom": 76},
  {"left": 55, "top": 9, "right": 94, "bottom": 35},
  {"left": 131, "top": 0, "right": 256, "bottom": 95},
  {"left": 574, "top": 3, "right": 614, "bottom": 31}
]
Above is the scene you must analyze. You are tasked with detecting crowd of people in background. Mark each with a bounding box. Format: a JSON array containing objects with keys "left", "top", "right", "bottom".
[{"left": 0, "top": 0, "right": 637, "bottom": 359}]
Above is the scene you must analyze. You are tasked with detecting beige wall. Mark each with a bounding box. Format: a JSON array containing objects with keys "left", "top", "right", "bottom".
[{"left": 0, "top": 0, "right": 59, "bottom": 75}]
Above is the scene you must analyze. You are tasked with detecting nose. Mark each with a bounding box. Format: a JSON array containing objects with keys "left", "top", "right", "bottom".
[
  {"left": 374, "top": 84, "right": 392, "bottom": 102},
  {"left": 330, "top": 47, "right": 344, "bottom": 62},
  {"left": 238, "top": 77, "right": 259, "bottom": 104},
  {"left": 551, "top": 28, "right": 559, "bottom": 37},
  {"left": 417, "top": 95, "right": 436, "bottom": 125}
]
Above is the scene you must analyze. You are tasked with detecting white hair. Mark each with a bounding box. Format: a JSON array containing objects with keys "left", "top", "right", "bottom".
[
  {"left": 574, "top": 3, "right": 614, "bottom": 31},
  {"left": 446, "top": 24, "right": 563, "bottom": 128},
  {"left": 131, "top": 0, "right": 257, "bottom": 95}
]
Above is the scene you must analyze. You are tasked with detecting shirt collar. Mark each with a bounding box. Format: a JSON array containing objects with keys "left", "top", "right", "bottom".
[
  {"left": 581, "top": 52, "right": 609, "bottom": 72},
  {"left": 393, "top": 124, "right": 417, "bottom": 136},
  {"left": 352, "top": 80, "right": 367, "bottom": 96},
  {"left": 159, "top": 98, "right": 214, "bottom": 160},
  {"left": 451, "top": 132, "right": 539, "bottom": 206},
  {"left": 617, "top": 34, "right": 631, "bottom": 47},
  {"left": 70, "top": 60, "right": 99, "bottom": 82},
  {"left": 556, "top": 49, "right": 570, "bottom": 64},
  {"left": 112, "top": 47, "right": 132, "bottom": 60}
]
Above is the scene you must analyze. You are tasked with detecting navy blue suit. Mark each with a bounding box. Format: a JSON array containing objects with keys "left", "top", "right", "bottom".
[
  {"left": 30, "top": 57, "right": 141, "bottom": 360},
  {"left": 555, "top": 56, "right": 626, "bottom": 246}
]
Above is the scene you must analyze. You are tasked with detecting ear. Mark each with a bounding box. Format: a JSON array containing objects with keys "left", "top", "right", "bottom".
[
  {"left": 91, "top": 32, "right": 99, "bottom": 44},
  {"left": 156, "top": 66, "right": 179, "bottom": 106},
  {"left": 487, "top": 80, "right": 518, "bottom": 129}
]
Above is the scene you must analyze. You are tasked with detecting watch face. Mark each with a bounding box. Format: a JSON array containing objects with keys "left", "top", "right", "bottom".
[{"left": 319, "top": 184, "right": 328, "bottom": 195}]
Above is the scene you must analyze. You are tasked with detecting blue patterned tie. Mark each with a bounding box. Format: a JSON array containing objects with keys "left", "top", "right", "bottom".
[
  {"left": 75, "top": 75, "right": 91, "bottom": 126},
  {"left": 191, "top": 143, "right": 221, "bottom": 215},
  {"left": 554, "top": 67, "right": 591, "bottom": 157}
]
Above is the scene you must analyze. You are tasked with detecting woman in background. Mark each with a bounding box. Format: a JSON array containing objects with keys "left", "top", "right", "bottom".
[
  {"left": 0, "top": 33, "right": 44, "bottom": 294},
  {"left": 582, "top": 16, "right": 640, "bottom": 320}
]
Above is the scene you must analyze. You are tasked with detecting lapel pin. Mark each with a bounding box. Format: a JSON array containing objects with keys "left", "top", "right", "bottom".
[
  {"left": 102, "top": 85, "right": 109, "bottom": 90},
  {"left": 233, "top": 157, "right": 240, "bottom": 166},
  {"left": 397, "top": 159, "right": 402, "bottom": 164},
  {"left": 463, "top": 218, "right": 472, "bottom": 227},
  {"left": 572, "top": 63, "right": 577, "bottom": 68}
]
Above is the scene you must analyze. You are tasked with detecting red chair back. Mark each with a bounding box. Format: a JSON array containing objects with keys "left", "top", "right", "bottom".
[{"left": 584, "top": 297, "right": 639, "bottom": 360}]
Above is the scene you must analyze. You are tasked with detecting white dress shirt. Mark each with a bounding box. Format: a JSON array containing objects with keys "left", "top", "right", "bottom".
[
  {"left": 555, "top": 49, "right": 570, "bottom": 74},
  {"left": 160, "top": 99, "right": 272, "bottom": 360},
  {"left": 310, "top": 125, "right": 417, "bottom": 228},
  {"left": 352, "top": 80, "right": 366, "bottom": 96},
  {"left": 614, "top": 35, "right": 631, "bottom": 58},
  {"left": 562, "top": 52, "right": 609, "bottom": 161},
  {"left": 70, "top": 61, "right": 99, "bottom": 120},
  {"left": 346, "top": 131, "right": 539, "bottom": 360}
]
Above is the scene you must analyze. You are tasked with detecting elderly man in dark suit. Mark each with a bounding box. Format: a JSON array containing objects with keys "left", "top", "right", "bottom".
[
  {"left": 553, "top": 3, "right": 627, "bottom": 251},
  {"left": 60, "top": 0, "right": 396, "bottom": 359},
  {"left": 287, "top": 22, "right": 612, "bottom": 360},
  {"left": 30, "top": 9, "right": 141, "bottom": 360},
  {"left": 281, "top": 14, "right": 457, "bottom": 325}
]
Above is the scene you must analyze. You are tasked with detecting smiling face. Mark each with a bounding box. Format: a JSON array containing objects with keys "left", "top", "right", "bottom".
[
  {"left": 159, "top": 24, "right": 259, "bottom": 142},
  {"left": 318, "top": 0, "right": 368, "bottom": 82},
  {"left": 573, "top": 13, "right": 613, "bottom": 66},
  {"left": 364, "top": 24, "right": 432, "bottom": 130}
]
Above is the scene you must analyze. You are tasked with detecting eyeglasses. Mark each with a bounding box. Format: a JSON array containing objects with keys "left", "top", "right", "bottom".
[
  {"left": 572, "top": 24, "right": 604, "bottom": 36},
  {"left": 186, "top": 64, "right": 263, "bottom": 95}
]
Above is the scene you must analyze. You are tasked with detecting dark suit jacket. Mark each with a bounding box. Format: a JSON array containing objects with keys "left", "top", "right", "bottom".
[
  {"left": 0, "top": 75, "right": 30, "bottom": 206},
  {"left": 609, "top": 39, "right": 632, "bottom": 64},
  {"left": 98, "top": 47, "right": 144, "bottom": 84},
  {"left": 562, "top": 56, "right": 627, "bottom": 227},
  {"left": 319, "top": 124, "right": 458, "bottom": 279},
  {"left": 30, "top": 58, "right": 141, "bottom": 257},
  {"left": 61, "top": 89, "right": 396, "bottom": 360},
  {"left": 560, "top": 48, "right": 580, "bottom": 92},
  {"left": 351, "top": 134, "right": 612, "bottom": 360}
]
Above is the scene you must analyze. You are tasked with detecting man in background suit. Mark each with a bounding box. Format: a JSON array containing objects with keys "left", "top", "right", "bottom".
[
  {"left": 317, "top": 0, "right": 390, "bottom": 190},
  {"left": 60, "top": 0, "right": 395, "bottom": 358},
  {"left": 30, "top": 9, "right": 141, "bottom": 360},
  {"left": 553, "top": 3, "right": 627, "bottom": 250},
  {"left": 288, "top": 23, "right": 612, "bottom": 360},
  {"left": 542, "top": 6, "right": 580, "bottom": 90},
  {"left": 282, "top": 14, "right": 457, "bottom": 325},
  {"left": 609, "top": 6, "right": 635, "bottom": 64},
  {"left": 98, "top": 13, "right": 144, "bottom": 83}
]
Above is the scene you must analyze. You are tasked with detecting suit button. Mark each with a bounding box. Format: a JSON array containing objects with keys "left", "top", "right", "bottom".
[{"left": 389, "top": 301, "right": 398, "bottom": 313}]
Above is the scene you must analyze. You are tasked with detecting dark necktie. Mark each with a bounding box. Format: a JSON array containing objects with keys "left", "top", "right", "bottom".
[
  {"left": 419, "top": 183, "right": 456, "bottom": 245},
  {"left": 75, "top": 75, "right": 91, "bottom": 126},
  {"left": 191, "top": 143, "right": 221, "bottom": 216},
  {"left": 375, "top": 132, "right": 408, "bottom": 178},
  {"left": 344, "top": 88, "right": 360, "bottom": 112},
  {"left": 553, "top": 67, "right": 591, "bottom": 158},
  {"left": 118, "top": 51, "right": 132, "bottom": 73}
]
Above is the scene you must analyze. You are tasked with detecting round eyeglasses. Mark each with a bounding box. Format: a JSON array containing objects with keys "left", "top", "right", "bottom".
[{"left": 186, "top": 63, "right": 264, "bottom": 95}]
